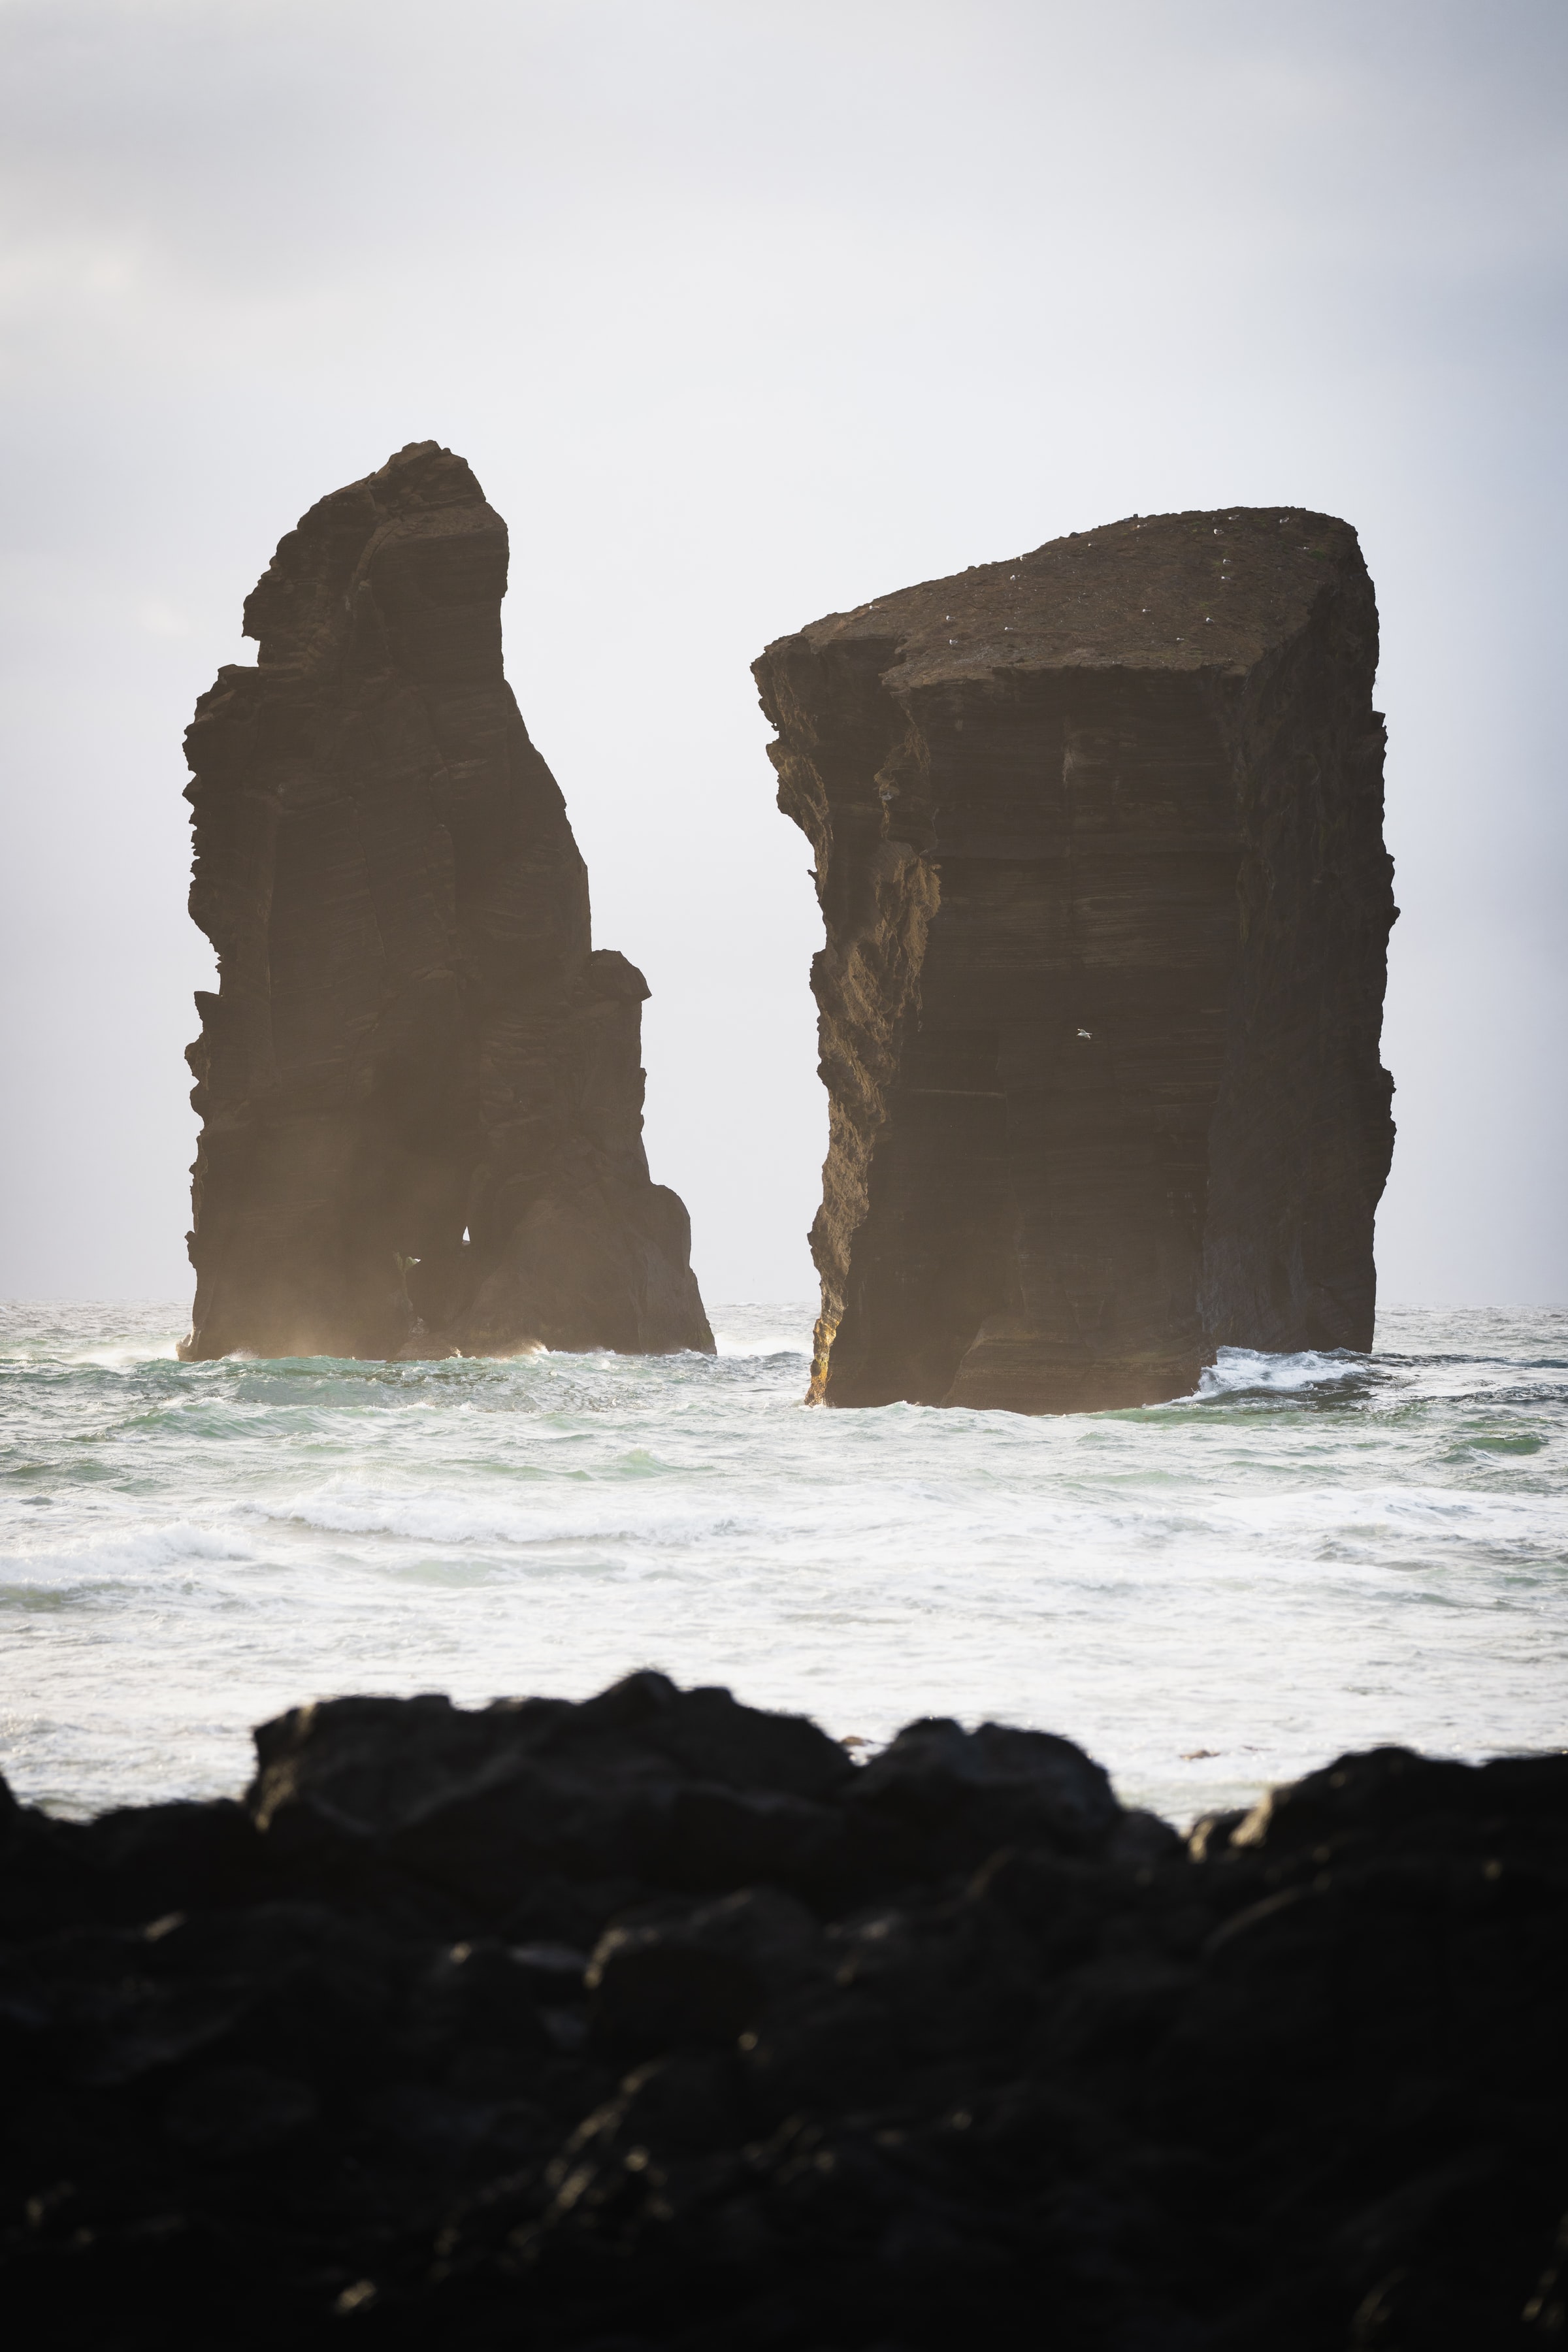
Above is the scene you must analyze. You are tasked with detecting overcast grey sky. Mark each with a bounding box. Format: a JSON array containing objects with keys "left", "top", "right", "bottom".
[{"left": 0, "top": 0, "right": 1563, "bottom": 1307}]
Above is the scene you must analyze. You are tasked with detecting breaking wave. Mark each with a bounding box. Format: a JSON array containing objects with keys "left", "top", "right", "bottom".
[{"left": 2, "top": 1299, "right": 1565, "bottom": 1827}]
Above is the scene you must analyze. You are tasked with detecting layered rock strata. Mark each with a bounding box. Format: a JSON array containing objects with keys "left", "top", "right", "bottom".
[
  {"left": 2, "top": 1678, "right": 1563, "bottom": 2345},
  {"left": 755, "top": 508, "right": 1396, "bottom": 1412},
  {"left": 180, "top": 442, "right": 712, "bottom": 1362}
]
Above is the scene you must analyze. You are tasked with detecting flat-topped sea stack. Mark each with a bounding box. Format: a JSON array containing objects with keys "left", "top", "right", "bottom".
[
  {"left": 180, "top": 442, "right": 712, "bottom": 1362},
  {"left": 756, "top": 507, "right": 1396, "bottom": 1413}
]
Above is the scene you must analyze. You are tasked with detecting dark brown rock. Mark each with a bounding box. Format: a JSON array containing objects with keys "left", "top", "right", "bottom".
[
  {"left": 755, "top": 506, "right": 1396, "bottom": 1412},
  {"left": 180, "top": 441, "right": 712, "bottom": 1363},
  {"left": 3, "top": 1684, "right": 1564, "bottom": 2347}
]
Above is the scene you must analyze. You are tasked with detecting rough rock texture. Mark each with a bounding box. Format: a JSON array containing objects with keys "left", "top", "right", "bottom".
[
  {"left": 3, "top": 1677, "right": 1564, "bottom": 2348},
  {"left": 180, "top": 442, "right": 712, "bottom": 1362},
  {"left": 755, "top": 507, "right": 1396, "bottom": 1412}
]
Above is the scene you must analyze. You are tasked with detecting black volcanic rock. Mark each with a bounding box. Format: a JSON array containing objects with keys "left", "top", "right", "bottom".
[
  {"left": 3, "top": 1679, "right": 1564, "bottom": 2347},
  {"left": 180, "top": 441, "right": 712, "bottom": 1363},
  {"left": 754, "top": 506, "right": 1396, "bottom": 1413}
]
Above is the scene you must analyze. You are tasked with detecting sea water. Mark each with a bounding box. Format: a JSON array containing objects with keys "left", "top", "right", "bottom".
[{"left": 1, "top": 1301, "right": 1563, "bottom": 1827}]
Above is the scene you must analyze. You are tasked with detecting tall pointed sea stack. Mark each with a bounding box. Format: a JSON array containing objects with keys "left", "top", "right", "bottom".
[
  {"left": 756, "top": 507, "right": 1396, "bottom": 1413},
  {"left": 181, "top": 442, "right": 713, "bottom": 1362}
]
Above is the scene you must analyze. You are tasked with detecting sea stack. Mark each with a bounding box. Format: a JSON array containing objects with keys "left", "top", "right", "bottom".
[
  {"left": 180, "top": 442, "right": 713, "bottom": 1362},
  {"left": 755, "top": 508, "right": 1396, "bottom": 1413}
]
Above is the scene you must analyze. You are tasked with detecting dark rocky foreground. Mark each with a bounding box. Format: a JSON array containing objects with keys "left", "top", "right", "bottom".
[
  {"left": 756, "top": 507, "right": 1396, "bottom": 1414},
  {"left": 3, "top": 1678, "right": 1563, "bottom": 2347},
  {"left": 181, "top": 441, "right": 711, "bottom": 1364}
]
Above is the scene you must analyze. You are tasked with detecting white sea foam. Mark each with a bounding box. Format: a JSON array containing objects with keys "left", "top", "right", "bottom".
[
  {"left": 1, "top": 1299, "right": 1565, "bottom": 1823},
  {"left": 1196, "top": 1345, "right": 1367, "bottom": 1395},
  {"left": 5, "top": 1522, "right": 268, "bottom": 1579}
]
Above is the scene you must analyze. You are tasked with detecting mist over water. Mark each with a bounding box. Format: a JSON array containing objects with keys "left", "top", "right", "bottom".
[{"left": 1, "top": 1301, "right": 1563, "bottom": 1827}]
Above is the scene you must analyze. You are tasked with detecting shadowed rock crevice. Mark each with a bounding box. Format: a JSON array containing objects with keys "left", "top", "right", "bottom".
[
  {"left": 755, "top": 507, "right": 1396, "bottom": 1414},
  {"left": 180, "top": 442, "right": 712, "bottom": 1364}
]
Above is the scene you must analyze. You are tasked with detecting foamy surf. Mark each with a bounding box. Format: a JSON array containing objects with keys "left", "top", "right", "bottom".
[
  {"left": 1, "top": 1299, "right": 1564, "bottom": 1825},
  {"left": 1196, "top": 1345, "right": 1368, "bottom": 1396}
]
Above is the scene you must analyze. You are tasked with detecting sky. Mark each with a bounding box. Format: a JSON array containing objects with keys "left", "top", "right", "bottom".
[{"left": 0, "top": 0, "right": 1563, "bottom": 1309}]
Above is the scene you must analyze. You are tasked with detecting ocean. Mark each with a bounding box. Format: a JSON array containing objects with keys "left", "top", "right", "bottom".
[{"left": 1, "top": 1299, "right": 1563, "bottom": 1828}]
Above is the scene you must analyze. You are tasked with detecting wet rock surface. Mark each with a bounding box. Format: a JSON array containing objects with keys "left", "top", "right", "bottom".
[
  {"left": 755, "top": 507, "right": 1396, "bottom": 1413},
  {"left": 3, "top": 1675, "right": 1563, "bottom": 2346},
  {"left": 180, "top": 441, "right": 712, "bottom": 1363}
]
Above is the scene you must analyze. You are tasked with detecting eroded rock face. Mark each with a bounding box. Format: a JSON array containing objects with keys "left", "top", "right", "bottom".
[
  {"left": 180, "top": 442, "right": 712, "bottom": 1362},
  {"left": 755, "top": 507, "right": 1396, "bottom": 1412},
  {"left": 3, "top": 1678, "right": 1563, "bottom": 2346}
]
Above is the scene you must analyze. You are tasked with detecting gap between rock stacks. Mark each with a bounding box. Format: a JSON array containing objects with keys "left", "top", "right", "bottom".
[
  {"left": 755, "top": 505, "right": 1397, "bottom": 1414},
  {"left": 180, "top": 442, "right": 713, "bottom": 1364}
]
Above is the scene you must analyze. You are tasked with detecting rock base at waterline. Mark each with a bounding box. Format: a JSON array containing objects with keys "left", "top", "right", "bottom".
[{"left": 2, "top": 1676, "right": 1562, "bottom": 2346}]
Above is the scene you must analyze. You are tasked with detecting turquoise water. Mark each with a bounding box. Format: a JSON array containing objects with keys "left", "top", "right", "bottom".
[{"left": 1, "top": 1300, "right": 1564, "bottom": 1825}]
